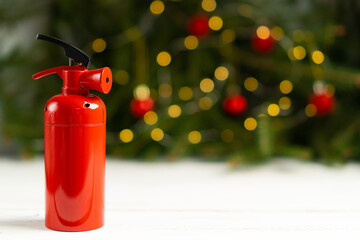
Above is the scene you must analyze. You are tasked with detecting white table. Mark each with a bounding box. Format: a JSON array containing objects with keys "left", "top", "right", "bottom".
[{"left": 1, "top": 158, "right": 360, "bottom": 239}]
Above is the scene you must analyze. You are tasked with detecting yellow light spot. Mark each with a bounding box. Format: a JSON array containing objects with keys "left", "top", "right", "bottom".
[
  {"left": 144, "top": 111, "right": 158, "bottom": 125},
  {"left": 201, "top": 0, "right": 216, "bottom": 12},
  {"left": 270, "top": 26, "right": 284, "bottom": 41},
  {"left": 244, "top": 77, "right": 258, "bottom": 92},
  {"left": 279, "top": 80, "right": 293, "bottom": 94},
  {"left": 92, "top": 38, "right": 106, "bottom": 53},
  {"left": 214, "top": 66, "right": 229, "bottom": 81},
  {"left": 125, "top": 27, "right": 141, "bottom": 41},
  {"left": 256, "top": 26, "right": 270, "bottom": 40},
  {"left": 312, "top": 50, "right": 324, "bottom": 64},
  {"left": 268, "top": 104, "right": 280, "bottom": 117},
  {"left": 287, "top": 48, "right": 295, "bottom": 61},
  {"left": 134, "top": 84, "right": 150, "bottom": 100},
  {"left": 156, "top": 51, "right": 171, "bottom": 66},
  {"left": 115, "top": 70, "right": 130, "bottom": 85},
  {"left": 150, "top": 0, "right": 164, "bottom": 15},
  {"left": 178, "top": 87, "right": 193, "bottom": 101},
  {"left": 168, "top": 105, "right": 181, "bottom": 118},
  {"left": 200, "top": 78, "right": 214, "bottom": 93},
  {"left": 237, "top": 4, "right": 252, "bottom": 17},
  {"left": 279, "top": 97, "right": 291, "bottom": 110},
  {"left": 158, "top": 83, "right": 172, "bottom": 98},
  {"left": 199, "top": 97, "right": 213, "bottom": 110},
  {"left": 293, "top": 46, "right": 306, "bottom": 60},
  {"left": 221, "top": 129, "right": 234, "bottom": 143},
  {"left": 208, "top": 16, "right": 223, "bottom": 31},
  {"left": 244, "top": 118, "right": 257, "bottom": 131},
  {"left": 184, "top": 35, "right": 199, "bottom": 50},
  {"left": 305, "top": 104, "right": 317, "bottom": 117},
  {"left": 151, "top": 128, "right": 164, "bottom": 141},
  {"left": 119, "top": 129, "right": 133, "bottom": 143},
  {"left": 188, "top": 131, "right": 201, "bottom": 144},
  {"left": 221, "top": 29, "right": 236, "bottom": 43}
]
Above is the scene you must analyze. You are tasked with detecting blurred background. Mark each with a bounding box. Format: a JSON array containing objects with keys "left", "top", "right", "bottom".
[{"left": 0, "top": 0, "right": 359, "bottom": 164}]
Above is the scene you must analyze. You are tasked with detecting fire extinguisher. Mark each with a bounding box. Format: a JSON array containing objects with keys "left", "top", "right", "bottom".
[{"left": 32, "top": 34, "right": 112, "bottom": 231}]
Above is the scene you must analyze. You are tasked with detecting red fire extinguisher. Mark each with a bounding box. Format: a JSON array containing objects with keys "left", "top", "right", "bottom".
[{"left": 32, "top": 34, "right": 112, "bottom": 231}]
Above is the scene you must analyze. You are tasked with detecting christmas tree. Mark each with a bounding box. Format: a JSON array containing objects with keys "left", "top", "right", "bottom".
[{"left": 0, "top": 0, "right": 359, "bottom": 163}]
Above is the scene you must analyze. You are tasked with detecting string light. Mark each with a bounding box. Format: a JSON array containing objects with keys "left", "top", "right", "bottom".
[
  {"left": 158, "top": 83, "right": 172, "bottom": 98},
  {"left": 279, "top": 80, "right": 293, "bottom": 94},
  {"left": 201, "top": 0, "right": 216, "bottom": 12},
  {"left": 200, "top": 78, "right": 215, "bottom": 93},
  {"left": 221, "top": 29, "right": 236, "bottom": 43},
  {"left": 188, "top": 131, "right": 201, "bottom": 144},
  {"left": 178, "top": 87, "right": 193, "bottom": 101},
  {"left": 184, "top": 35, "right": 199, "bottom": 50},
  {"left": 208, "top": 16, "right": 223, "bottom": 31},
  {"left": 144, "top": 111, "right": 158, "bottom": 125},
  {"left": 221, "top": 129, "right": 234, "bottom": 143},
  {"left": 270, "top": 26, "right": 284, "bottom": 41},
  {"left": 279, "top": 96, "right": 291, "bottom": 110},
  {"left": 115, "top": 70, "right": 130, "bottom": 85},
  {"left": 244, "top": 77, "right": 258, "bottom": 92},
  {"left": 305, "top": 104, "right": 317, "bottom": 117},
  {"left": 156, "top": 51, "right": 171, "bottom": 66},
  {"left": 312, "top": 50, "right": 324, "bottom": 64},
  {"left": 214, "top": 66, "right": 229, "bottom": 81},
  {"left": 92, "top": 38, "right": 106, "bottom": 53},
  {"left": 293, "top": 46, "right": 306, "bottom": 60},
  {"left": 244, "top": 118, "right": 257, "bottom": 131},
  {"left": 199, "top": 97, "right": 213, "bottom": 110},
  {"left": 256, "top": 26, "right": 270, "bottom": 40},
  {"left": 134, "top": 84, "right": 150, "bottom": 100},
  {"left": 168, "top": 105, "right": 181, "bottom": 118},
  {"left": 150, "top": 0, "right": 164, "bottom": 15},
  {"left": 151, "top": 128, "right": 164, "bottom": 141},
  {"left": 268, "top": 104, "right": 280, "bottom": 116},
  {"left": 119, "top": 129, "right": 134, "bottom": 143}
]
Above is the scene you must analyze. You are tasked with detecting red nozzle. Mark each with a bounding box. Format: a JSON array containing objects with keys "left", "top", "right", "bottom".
[{"left": 32, "top": 66, "right": 112, "bottom": 95}]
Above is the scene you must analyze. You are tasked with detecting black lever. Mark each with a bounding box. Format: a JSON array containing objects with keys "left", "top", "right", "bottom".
[{"left": 36, "top": 34, "right": 92, "bottom": 68}]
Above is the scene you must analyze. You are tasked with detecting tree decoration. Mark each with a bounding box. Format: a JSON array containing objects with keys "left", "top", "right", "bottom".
[
  {"left": 251, "top": 26, "right": 276, "bottom": 53},
  {"left": 187, "top": 14, "right": 210, "bottom": 37},
  {"left": 223, "top": 95, "right": 247, "bottom": 116},
  {"left": 309, "top": 82, "right": 335, "bottom": 117}
]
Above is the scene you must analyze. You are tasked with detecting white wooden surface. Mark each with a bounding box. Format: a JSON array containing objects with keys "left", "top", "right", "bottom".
[{"left": 1, "top": 157, "right": 360, "bottom": 239}]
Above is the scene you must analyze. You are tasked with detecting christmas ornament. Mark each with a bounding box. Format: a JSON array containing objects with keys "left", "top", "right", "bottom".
[
  {"left": 309, "top": 92, "right": 335, "bottom": 117},
  {"left": 131, "top": 97, "right": 155, "bottom": 118},
  {"left": 32, "top": 34, "right": 112, "bottom": 231},
  {"left": 251, "top": 33, "right": 276, "bottom": 53},
  {"left": 223, "top": 95, "right": 247, "bottom": 116},
  {"left": 187, "top": 14, "right": 210, "bottom": 37}
]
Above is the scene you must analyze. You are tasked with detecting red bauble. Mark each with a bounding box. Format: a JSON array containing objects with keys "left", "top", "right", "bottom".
[
  {"left": 187, "top": 14, "right": 210, "bottom": 37},
  {"left": 223, "top": 95, "right": 247, "bottom": 116},
  {"left": 251, "top": 34, "right": 276, "bottom": 53},
  {"left": 309, "top": 93, "right": 335, "bottom": 117},
  {"left": 130, "top": 98, "right": 154, "bottom": 118}
]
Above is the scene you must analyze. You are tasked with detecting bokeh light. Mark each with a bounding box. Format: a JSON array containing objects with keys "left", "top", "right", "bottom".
[
  {"left": 178, "top": 87, "right": 193, "bottom": 101},
  {"left": 134, "top": 84, "right": 150, "bottom": 100},
  {"left": 256, "top": 26, "right": 270, "bottom": 40},
  {"left": 201, "top": 0, "right": 216, "bottom": 12},
  {"left": 293, "top": 46, "right": 306, "bottom": 60},
  {"left": 188, "top": 131, "right": 201, "bottom": 144},
  {"left": 115, "top": 70, "right": 130, "bottom": 85},
  {"left": 199, "top": 97, "right": 213, "bottom": 110},
  {"left": 144, "top": 111, "right": 158, "bottom": 125},
  {"left": 208, "top": 16, "right": 223, "bottom": 31},
  {"left": 268, "top": 104, "right": 280, "bottom": 116},
  {"left": 157, "top": 51, "right": 171, "bottom": 66},
  {"left": 214, "top": 66, "right": 229, "bottom": 81},
  {"left": 200, "top": 78, "right": 215, "bottom": 93},
  {"left": 151, "top": 128, "right": 164, "bottom": 141},
  {"left": 244, "top": 118, "right": 257, "bottom": 131},
  {"left": 168, "top": 105, "right": 181, "bottom": 118},
  {"left": 158, "top": 83, "right": 172, "bottom": 98},
  {"left": 119, "top": 129, "right": 134, "bottom": 143},
  {"left": 221, "top": 29, "right": 236, "bottom": 43},
  {"left": 244, "top": 77, "right": 258, "bottom": 92},
  {"left": 150, "top": 0, "right": 165, "bottom": 15},
  {"left": 312, "top": 50, "right": 325, "bottom": 64},
  {"left": 221, "top": 129, "right": 234, "bottom": 143},
  {"left": 280, "top": 80, "right": 293, "bottom": 94},
  {"left": 184, "top": 35, "right": 199, "bottom": 50},
  {"left": 305, "top": 104, "right": 317, "bottom": 117},
  {"left": 92, "top": 38, "right": 106, "bottom": 53},
  {"left": 271, "top": 26, "right": 284, "bottom": 40},
  {"left": 279, "top": 96, "right": 291, "bottom": 110}
]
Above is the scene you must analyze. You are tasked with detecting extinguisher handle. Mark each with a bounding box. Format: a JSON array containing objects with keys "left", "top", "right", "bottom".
[{"left": 36, "top": 34, "right": 92, "bottom": 68}]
